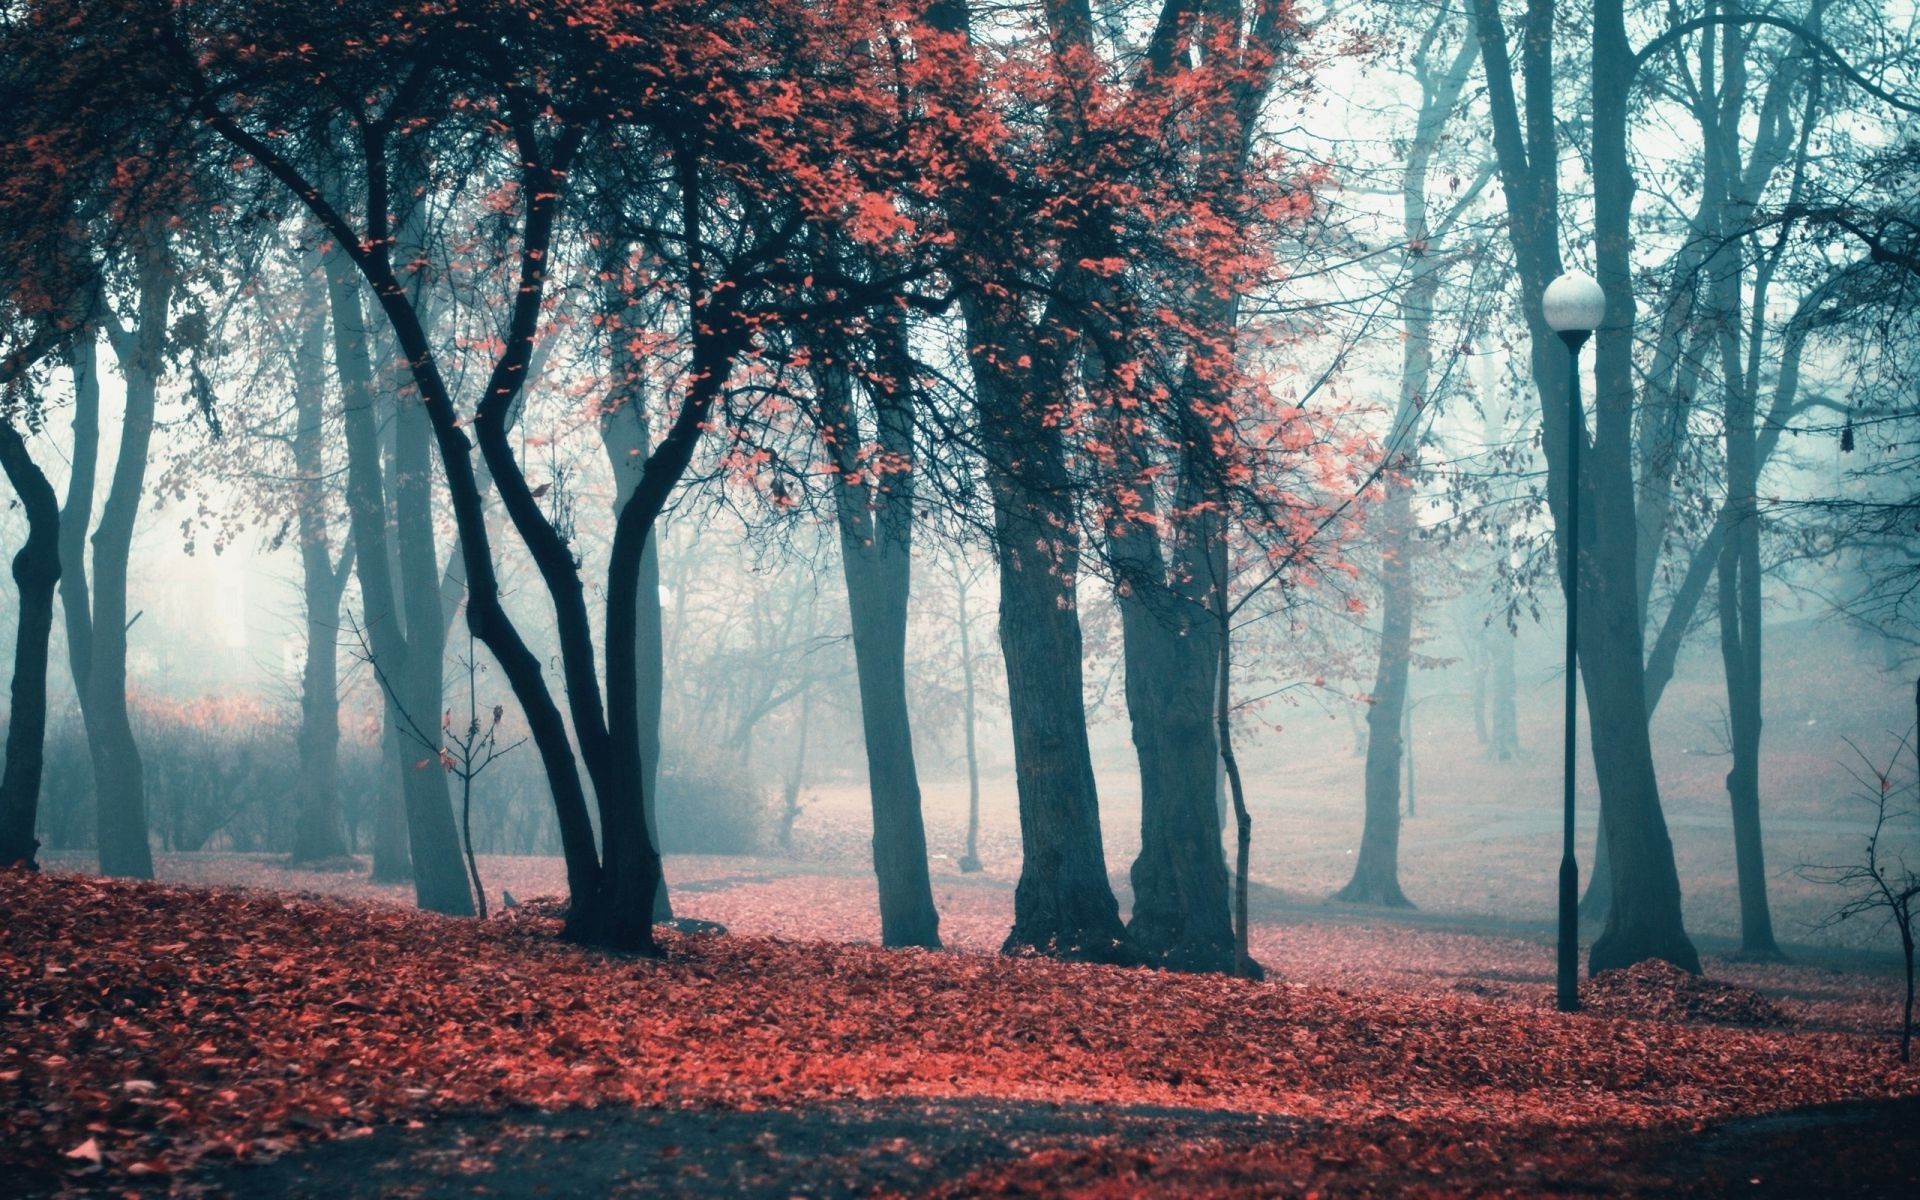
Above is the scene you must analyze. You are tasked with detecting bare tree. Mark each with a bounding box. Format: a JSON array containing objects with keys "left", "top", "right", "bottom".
[{"left": 1803, "top": 725, "right": 1920, "bottom": 1061}]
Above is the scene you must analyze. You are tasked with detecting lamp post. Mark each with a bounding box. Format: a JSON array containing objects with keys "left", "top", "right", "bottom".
[{"left": 1542, "top": 268, "right": 1605, "bottom": 1014}]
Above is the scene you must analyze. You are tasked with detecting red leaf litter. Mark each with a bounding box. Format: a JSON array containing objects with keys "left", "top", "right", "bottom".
[
  {"left": 1582, "top": 959, "right": 1791, "bottom": 1027},
  {"left": 2, "top": 870, "right": 1914, "bottom": 1191}
]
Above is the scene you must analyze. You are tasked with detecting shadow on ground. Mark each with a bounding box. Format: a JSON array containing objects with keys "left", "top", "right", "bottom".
[{"left": 91, "top": 1094, "right": 1916, "bottom": 1198}]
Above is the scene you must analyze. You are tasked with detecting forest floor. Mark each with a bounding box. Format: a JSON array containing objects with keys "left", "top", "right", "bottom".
[{"left": 7, "top": 861, "right": 1920, "bottom": 1197}]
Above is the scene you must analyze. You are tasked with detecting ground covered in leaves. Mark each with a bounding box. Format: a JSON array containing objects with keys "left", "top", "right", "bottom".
[{"left": 5, "top": 869, "right": 1918, "bottom": 1196}]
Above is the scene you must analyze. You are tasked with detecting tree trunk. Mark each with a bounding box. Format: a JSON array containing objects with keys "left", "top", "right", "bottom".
[
  {"left": 956, "top": 567, "right": 983, "bottom": 873},
  {"left": 1704, "top": 6, "right": 1781, "bottom": 962},
  {"left": 598, "top": 316, "right": 672, "bottom": 922},
  {"left": 372, "top": 714, "right": 412, "bottom": 881},
  {"left": 1585, "top": 0, "right": 1698, "bottom": 975},
  {"left": 1490, "top": 621, "right": 1519, "bottom": 760},
  {"left": 0, "top": 419, "right": 61, "bottom": 869},
  {"left": 1470, "top": 0, "right": 1696, "bottom": 973},
  {"left": 326, "top": 250, "right": 470, "bottom": 915},
  {"left": 390, "top": 303, "right": 476, "bottom": 916},
  {"left": 289, "top": 276, "right": 351, "bottom": 863},
  {"left": 969, "top": 320, "right": 1129, "bottom": 964},
  {"left": 1118, "top": 581, "right": 1234, "bottom": 970},
  {"left": 816, "top": 344, "right": 941, "bottom": 950},
  {"left": 1337, "top": 460, "right": 1417, "bottom": 909},
  {"left": 87, "top": 263, "right": 171, "bottom": 881},
  {"left": 779, "top": 690, "right": 811, "bottom": 853},
  {"left": 1107, "top": 439, "right": 1234, "bottom": 972}
]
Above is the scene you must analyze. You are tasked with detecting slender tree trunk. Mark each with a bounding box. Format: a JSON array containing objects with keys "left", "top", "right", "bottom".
[
  {"left": 1706, "top": 6, "right": 1782, "bottom": 962},
  {"left": 289, "top": 279, "right": 351, "bottom": 863},
  {"left": 816, "top": 344, "right": 941, "bottom": 949},
  {"left": 956, "top": 568, "right": 983, "bottom": 873},
  {"left": 1338, "top": 475, "right": 1416, "bottom": 908},
  {"left": 1471, "top": 0, "right": 1697, "bottom": 973},
  {"left": 779, "top": 690, "right": 811, "bottom": 853},
  {"left": 57, "top": 338, "right": 98, "bottom": 733},
  {"left": 390, "top": 315, "right": 476, "bottom": 915},
  {"left": 88, "top": 262, "right": 171, "bottom": 880},
  {"left": 0, "top": 420, "right": 61, "bottom": 869},
  {"left": 1490, "top": 621, "right": 1518, "bottom": 760},
  {"left": 326, "top": 251, "right": 470, "bottom": 915},
  {"left": 1210, "top": 546, "right": 1255, "bottom": 980}
]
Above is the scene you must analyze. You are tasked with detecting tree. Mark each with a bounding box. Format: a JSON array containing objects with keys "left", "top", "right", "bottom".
[
  {"left": 154, "top": 0, "right": 970, "bottom": 949},
  {"left": 810, "top": 317, "right": 942, "bottom": 948},
  {"left": 1804, "top": 730, "right": 1920, "bottom": 1062},
  {"left": 1336, "top": 6, "right": 1488, "bottom": 909},
  {"left": 1469, "top": 0, "right": 1701, "bottom": 974}
]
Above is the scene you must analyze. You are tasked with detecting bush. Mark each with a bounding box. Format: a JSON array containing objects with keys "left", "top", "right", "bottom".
[{"left": 653, "top": 758, "right": 772, "bottom": 854}]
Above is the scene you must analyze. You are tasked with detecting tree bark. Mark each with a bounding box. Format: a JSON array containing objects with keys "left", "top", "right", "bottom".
[
  {"left": 815, "top": 338, "right": 941, "bottom": 950},
  {"left": 0, "top": 419, "right": 61, "bottom": 869},
  {"left": 956, "top": 566, "right": 983, "bottom": 873},
  {"left": 969, "top": 318, "right": 1130, "bottom": 964},
  {"left": 1470, "top": 0, "right": 1698, "bottom": 973},
  {"left": 325, "top": 250, "right": 471, "bottom": 916},
  {"left": 289, "top": 273, "right": 352, "bottom": 863},
  {"left": 87, "top": 260, "right": 170, "bottom": 881},
  {"left": 373, "top": 713, "right": 412, "bottom": 881},
  {"left": 1336, "top": 261, "right": 1434, "bottom": 908},
  {"left": 1337, "top": 469, "right": 1415, "bottom": 908},
  {"left": 598, "top": 303, "right": 672, "bottom": 922},
  {"left": 1586, "top": 0, "right": 1698, "bottom": 974}
]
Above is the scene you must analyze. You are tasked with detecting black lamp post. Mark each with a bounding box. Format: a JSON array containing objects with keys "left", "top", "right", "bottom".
[{"left": 1543, "top": 268, "right": 1605, "bottom": 1014}]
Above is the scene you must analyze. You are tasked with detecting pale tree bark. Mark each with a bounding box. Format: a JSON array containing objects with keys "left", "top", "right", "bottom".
[
  {"left": 1339, "top": 18, "right": 1480, "bottom": 908},
  {"left": 82, "top": 255, "right": 171, "bottom": 880},
  {"left": 954, "top": 562, "right": 983, "bottom": 873},
  {"left": 1470, "top": 0, "right": 1699, "bottom": 973},
  {"left": 289, "top": 271, "right": 353, "bottom": 863},
  {"left": 325, "top": 249, "right": 472, "bottom": 916},
  {"left": 814, "top": 323, "right": 942, "bottom": 949}
]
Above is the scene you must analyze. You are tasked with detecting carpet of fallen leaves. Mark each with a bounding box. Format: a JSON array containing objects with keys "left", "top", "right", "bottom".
[{"left": 3, "top": 868, "right": 1917, "bottom": 1194}]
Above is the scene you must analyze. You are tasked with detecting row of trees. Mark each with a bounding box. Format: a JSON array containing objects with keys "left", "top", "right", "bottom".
[{"left": 3, "top": 0, "right": 1916, "bottom": 981}]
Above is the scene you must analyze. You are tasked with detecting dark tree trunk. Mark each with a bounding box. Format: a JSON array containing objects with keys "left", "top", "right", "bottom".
[
  {"left": 0, "top": 419, "right": 61, "bottom": 869},
  {"left": 816, "top": 345, "right": 941, "bottom": 950},
  {"left": 1586, "top": 0, "right": 1698, "bottom": 975},
  {"left": 1118, "top": 579, "right": 1233, "bottom": 970},
  {"left": 325, "top": 250, "right": 471, "bottom": 916},
  {"left": 1704, "top": 8, "right": 1782, "bottom": 962},
  {"left": 1470, "top": 0, "right": 1697, "bottom": 973},
  {"left": 87, "top": 263, "right": 171, "bottom": 881},
  {"left": 1107, "top": 434, "right": 1233, "bottom": 971},
  {"left": 970, "top": 322, "right": 1129, "bottom": 964},
  {"left": 289, "top": 275, "right": 352, "bottom": 863}
]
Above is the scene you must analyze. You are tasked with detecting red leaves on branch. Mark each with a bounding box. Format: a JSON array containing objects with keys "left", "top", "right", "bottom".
[{"left": 3, "top": 869, "right": 1915, "bottom": 1187}]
